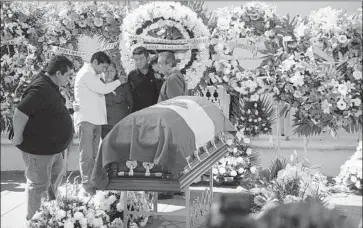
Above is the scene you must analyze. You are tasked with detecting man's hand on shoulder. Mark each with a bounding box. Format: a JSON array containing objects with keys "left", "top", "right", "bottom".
[{"left": 117, "top": 76, "right": 128, "bottom": 85}]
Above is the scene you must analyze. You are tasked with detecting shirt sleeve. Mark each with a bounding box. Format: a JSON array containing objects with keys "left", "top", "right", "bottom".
[
  {"left": 165, "top": 74, "right": 186, "bottom": 99},
  {"left": 127, "top": 72, "right": 135, "bottom": 91},
  {"left": 17, "top": 86, "right": 48, "bottom": 116},
  {"left": 124, "top": 84, "right": 134, "bottom": 113},
  {"left": 83, "top": 72, "right": 121, "bottom": 94}
]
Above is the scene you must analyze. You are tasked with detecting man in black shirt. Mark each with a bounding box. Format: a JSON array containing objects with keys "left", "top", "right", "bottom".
[
  {"left": 12, "top": 55, "right": 74, "bottom": 221},
  {"left": 128, "top": 47, "right": 162, "bottom": 112}
]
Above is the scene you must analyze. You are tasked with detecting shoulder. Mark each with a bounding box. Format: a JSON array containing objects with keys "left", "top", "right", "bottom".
[
  {"left": 128, "top": 69, "right": 139, "bottom": 79},
  {"left": 27, "top": 75, "right": 50, "bottom": 93},
  {"left": 168, "top": 72, "right": 184, "bottom": 83},
  {"left": 117, "top": 82, "right": 132, "bottom": 91}
]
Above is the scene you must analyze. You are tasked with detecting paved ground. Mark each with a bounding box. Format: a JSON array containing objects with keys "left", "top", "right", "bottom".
[{"left": 1, "top": 172, "right": 362, "bottom": 228}]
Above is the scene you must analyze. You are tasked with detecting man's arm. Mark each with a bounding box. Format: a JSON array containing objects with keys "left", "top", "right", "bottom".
[
  {"left": 165, "top": 74, "right": 186, "bottom": 99},
  {"left": 12, "top": 88, "right": 47, "bottom": 145},
  {"left": 12, "top": 108, "right": 29, "bottom": 145},
  {"left": 83, "top": 72, "right": 122, "bottom": 94},
  {"left": 124, "top": 84, "right": 134, "bottom": 113}
]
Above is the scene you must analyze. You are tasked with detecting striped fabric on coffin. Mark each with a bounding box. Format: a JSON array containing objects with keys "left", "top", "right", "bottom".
[{"left": 93, "top": 96, "right": 236, "bottom": 190}]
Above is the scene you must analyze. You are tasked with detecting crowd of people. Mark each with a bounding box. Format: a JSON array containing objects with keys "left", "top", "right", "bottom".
[
  {"left": 10, "top": 47, "right": 360, "bottom": 228},
  {"left": 11, "top": 47, "right": 188, "bottom": 222}
]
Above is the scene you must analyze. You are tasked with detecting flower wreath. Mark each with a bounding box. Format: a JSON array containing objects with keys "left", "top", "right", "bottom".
[
  {"left": 120, "top": 2, "right": 211, "bottom": 89},
  {"left": 205, "top": 2, "right": 280, "bottom": 100},
  {"left": 273, "top": 7, "right": 362, "bottom": 136}
]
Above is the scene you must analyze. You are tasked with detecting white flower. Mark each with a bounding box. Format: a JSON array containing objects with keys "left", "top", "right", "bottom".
[
  {"left": 294, "top": 22, "right": 307, "bottom": 38},
  {"left": 236, "top": 157, "right": 244, "bottom": 164},
  {"left": 352, "top": 98, "right": 361, "bottom": 107},
  {"left": 230, "top": 170, "right": 237, "bottom": 177},
  {"left": 250, "top": 166, "right": 257, "bottom": 174},
  {"left": 321, "top": 99, "right": 332, "bottom": 114},
  {"left": 293, "top": 91, "right": 303, "bottom": 98},
  {"left": 238, "top": 168, "right": 245, "bottom": 174},
  {"left": 353, "top": 71, "right": 362, "bottom": 80},
  {"left": 243, "top": 138, "right": 251, "bottom": 144},
  {"left": 55, "top": 210, "right": 66, "bottom": 220},
  {"left": 289, "top": 71, "right": 304, "bottom": 87},
  {"left": 338, "top": 35, "right": 348, "bottom": 44},
  {"left": 337, "top": 99, "right": 347, "bottom": 110},
  {"left": 338, "top": 84, "right": 348, "bottom": 96},
  {"left": 281, "top": 55, "right": 295, "bottom": 72},
  {"left": 213, "top": 167, "right": 219, "bottom": 175},
  {"left": 350, "top": 175, "right": 358, "bottom": 183},
  {"left": 64, "top": 220, "right": 74, "bottom": 228},
  {"left": 223, "top": 76, "right": 230, "bottom": 82},
  {"left": 356, "top": 181, "right": 362, "bottom": 189},
  {"left": 250, "top": 94, "right": 259, "bottom": 101},
  {"left": 107, "top": 195, "right": 117, "bottom": 205},
  {"left": 79, "top": 218, "right": 88, "bottom": 227},
  {"left": 233, "top": 148, "right": 238, "bottom": 154},
  {"left": 219, "top": 167, "right": 226, "bottom": 174},
  {"left": 246, "top": 148, "right": 252, "bottom": 155},
  {"left": 73, "top": 212, "right": 84, "bottom": 221}
]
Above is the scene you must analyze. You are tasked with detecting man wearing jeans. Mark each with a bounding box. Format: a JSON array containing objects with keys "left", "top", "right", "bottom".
[
  {"left": 12, "top": 55, "right": 75, "bottom": 221},
  {"left": 73, "top": 51, "right": 123, "bottom": 194}
]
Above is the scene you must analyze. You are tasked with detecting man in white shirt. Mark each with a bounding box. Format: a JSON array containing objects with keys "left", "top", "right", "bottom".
[{"left": 74, "top": 51, "right": 123, "bottom": 193}]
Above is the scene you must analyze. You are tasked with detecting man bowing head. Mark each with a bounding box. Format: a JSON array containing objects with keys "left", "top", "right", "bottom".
[{"left": 157, "top": 52, "right": 188, "bottom": 102}]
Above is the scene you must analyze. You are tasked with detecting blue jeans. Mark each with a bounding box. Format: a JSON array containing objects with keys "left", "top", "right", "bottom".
[
  {"left": 77, "top": 121, "right": 101, "bottom": 191},
  {"left": 21, "top": 151, "right": 64, "bottom": 220}
]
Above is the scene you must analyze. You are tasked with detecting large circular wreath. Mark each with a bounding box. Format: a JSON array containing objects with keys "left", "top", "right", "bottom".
[
  {"left": 206, "top": 2, "right": 279, "bottom": 100},
  {"left": 120, "top": 2, "right": 211, "bottom": 89}
]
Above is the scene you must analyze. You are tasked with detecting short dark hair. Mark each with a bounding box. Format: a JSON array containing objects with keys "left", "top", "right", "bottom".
[
  {"left": 132, "top": 46, "right": 149, "bottom": 58},
  {"left": 149, "top": 55, "right": 158, "bottom": 66},
  {"left": 159, "top": 52, "right": 176, "bottom": 67},
  {"left": 90, "top": 51, "right": 111, "bottom": 64},
  {"left": 46, "top": 55, "right": 74, "bottom": 75}
]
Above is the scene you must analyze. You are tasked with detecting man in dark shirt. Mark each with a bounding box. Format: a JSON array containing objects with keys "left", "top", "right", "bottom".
[
  {"left": 128, "top": 47, "right": 162, "bottom": 112},
  {"left": 12, "top": 55, "right": 74, "bottom": 221}
]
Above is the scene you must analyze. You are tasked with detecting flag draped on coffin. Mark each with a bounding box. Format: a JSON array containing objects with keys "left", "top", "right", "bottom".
[{"left": 91, "top": 96, "right": 236, "bottom": 190}]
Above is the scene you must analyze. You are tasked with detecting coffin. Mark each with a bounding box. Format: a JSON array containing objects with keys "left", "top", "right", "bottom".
[
  {"left": 91, "top": 96, "right": 236, "bottom": 191},
  {"left": 106, "top": 133, "right": 231, "bottom": 192}
]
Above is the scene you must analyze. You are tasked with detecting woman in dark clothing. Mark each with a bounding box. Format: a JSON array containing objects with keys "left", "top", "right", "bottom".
[
  {"left": 101, "top": 62, "right": 133, "bottom": 139},
  {"left": 149, "top": 54, "right": 164, "bottom": 99},
  {"left": 74, "top": 62, "right": 133, "bottom": 139}
]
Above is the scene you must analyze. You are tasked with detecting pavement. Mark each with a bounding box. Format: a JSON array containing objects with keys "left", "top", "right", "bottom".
[{"left": 1, "top": 171, "right": 362, "bottom": 228}]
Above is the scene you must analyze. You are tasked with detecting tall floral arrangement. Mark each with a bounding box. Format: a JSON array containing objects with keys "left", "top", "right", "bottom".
[
  {"left": 230, "top": 95, "right": 276, "bottom": 137},
  {"left": 0, "top": 1, "right": 127, "bottom": 133},
  {"left": 1, "top": 1, "right": 45, "bottom": 133},
  {"left": 334, "top": 141, "right": 362, "bottom": 192},
  {"left": 272, "top": 7, "right": 362, "bottom": 136},
  {"left": 204, "top": 2, "right": 279, "bottom": 97}
]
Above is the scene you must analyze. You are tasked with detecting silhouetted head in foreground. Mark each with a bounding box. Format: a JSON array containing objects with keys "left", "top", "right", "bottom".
[
  {"left": 206, "top": 193, "right": 258, "bottom": 228},
  {"left": 256, "top": 202, "right": 349, "bottom": 228}
]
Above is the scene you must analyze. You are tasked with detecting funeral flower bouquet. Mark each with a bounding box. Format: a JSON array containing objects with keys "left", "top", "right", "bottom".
[
  {"left": 334, "top": 141, "right": 362, "bottom": 191},
  {"left": 27, "top": 178, "right": 152, "bottom": 228},
  {"left": 249, "top": 151, "right": 333, "bottom": 216},
  {"left": 272, "top": 7, "right": 362, "bottom": 137},
  {"left": 213, "top": 135, "right": 260, "bottom": 186}
]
